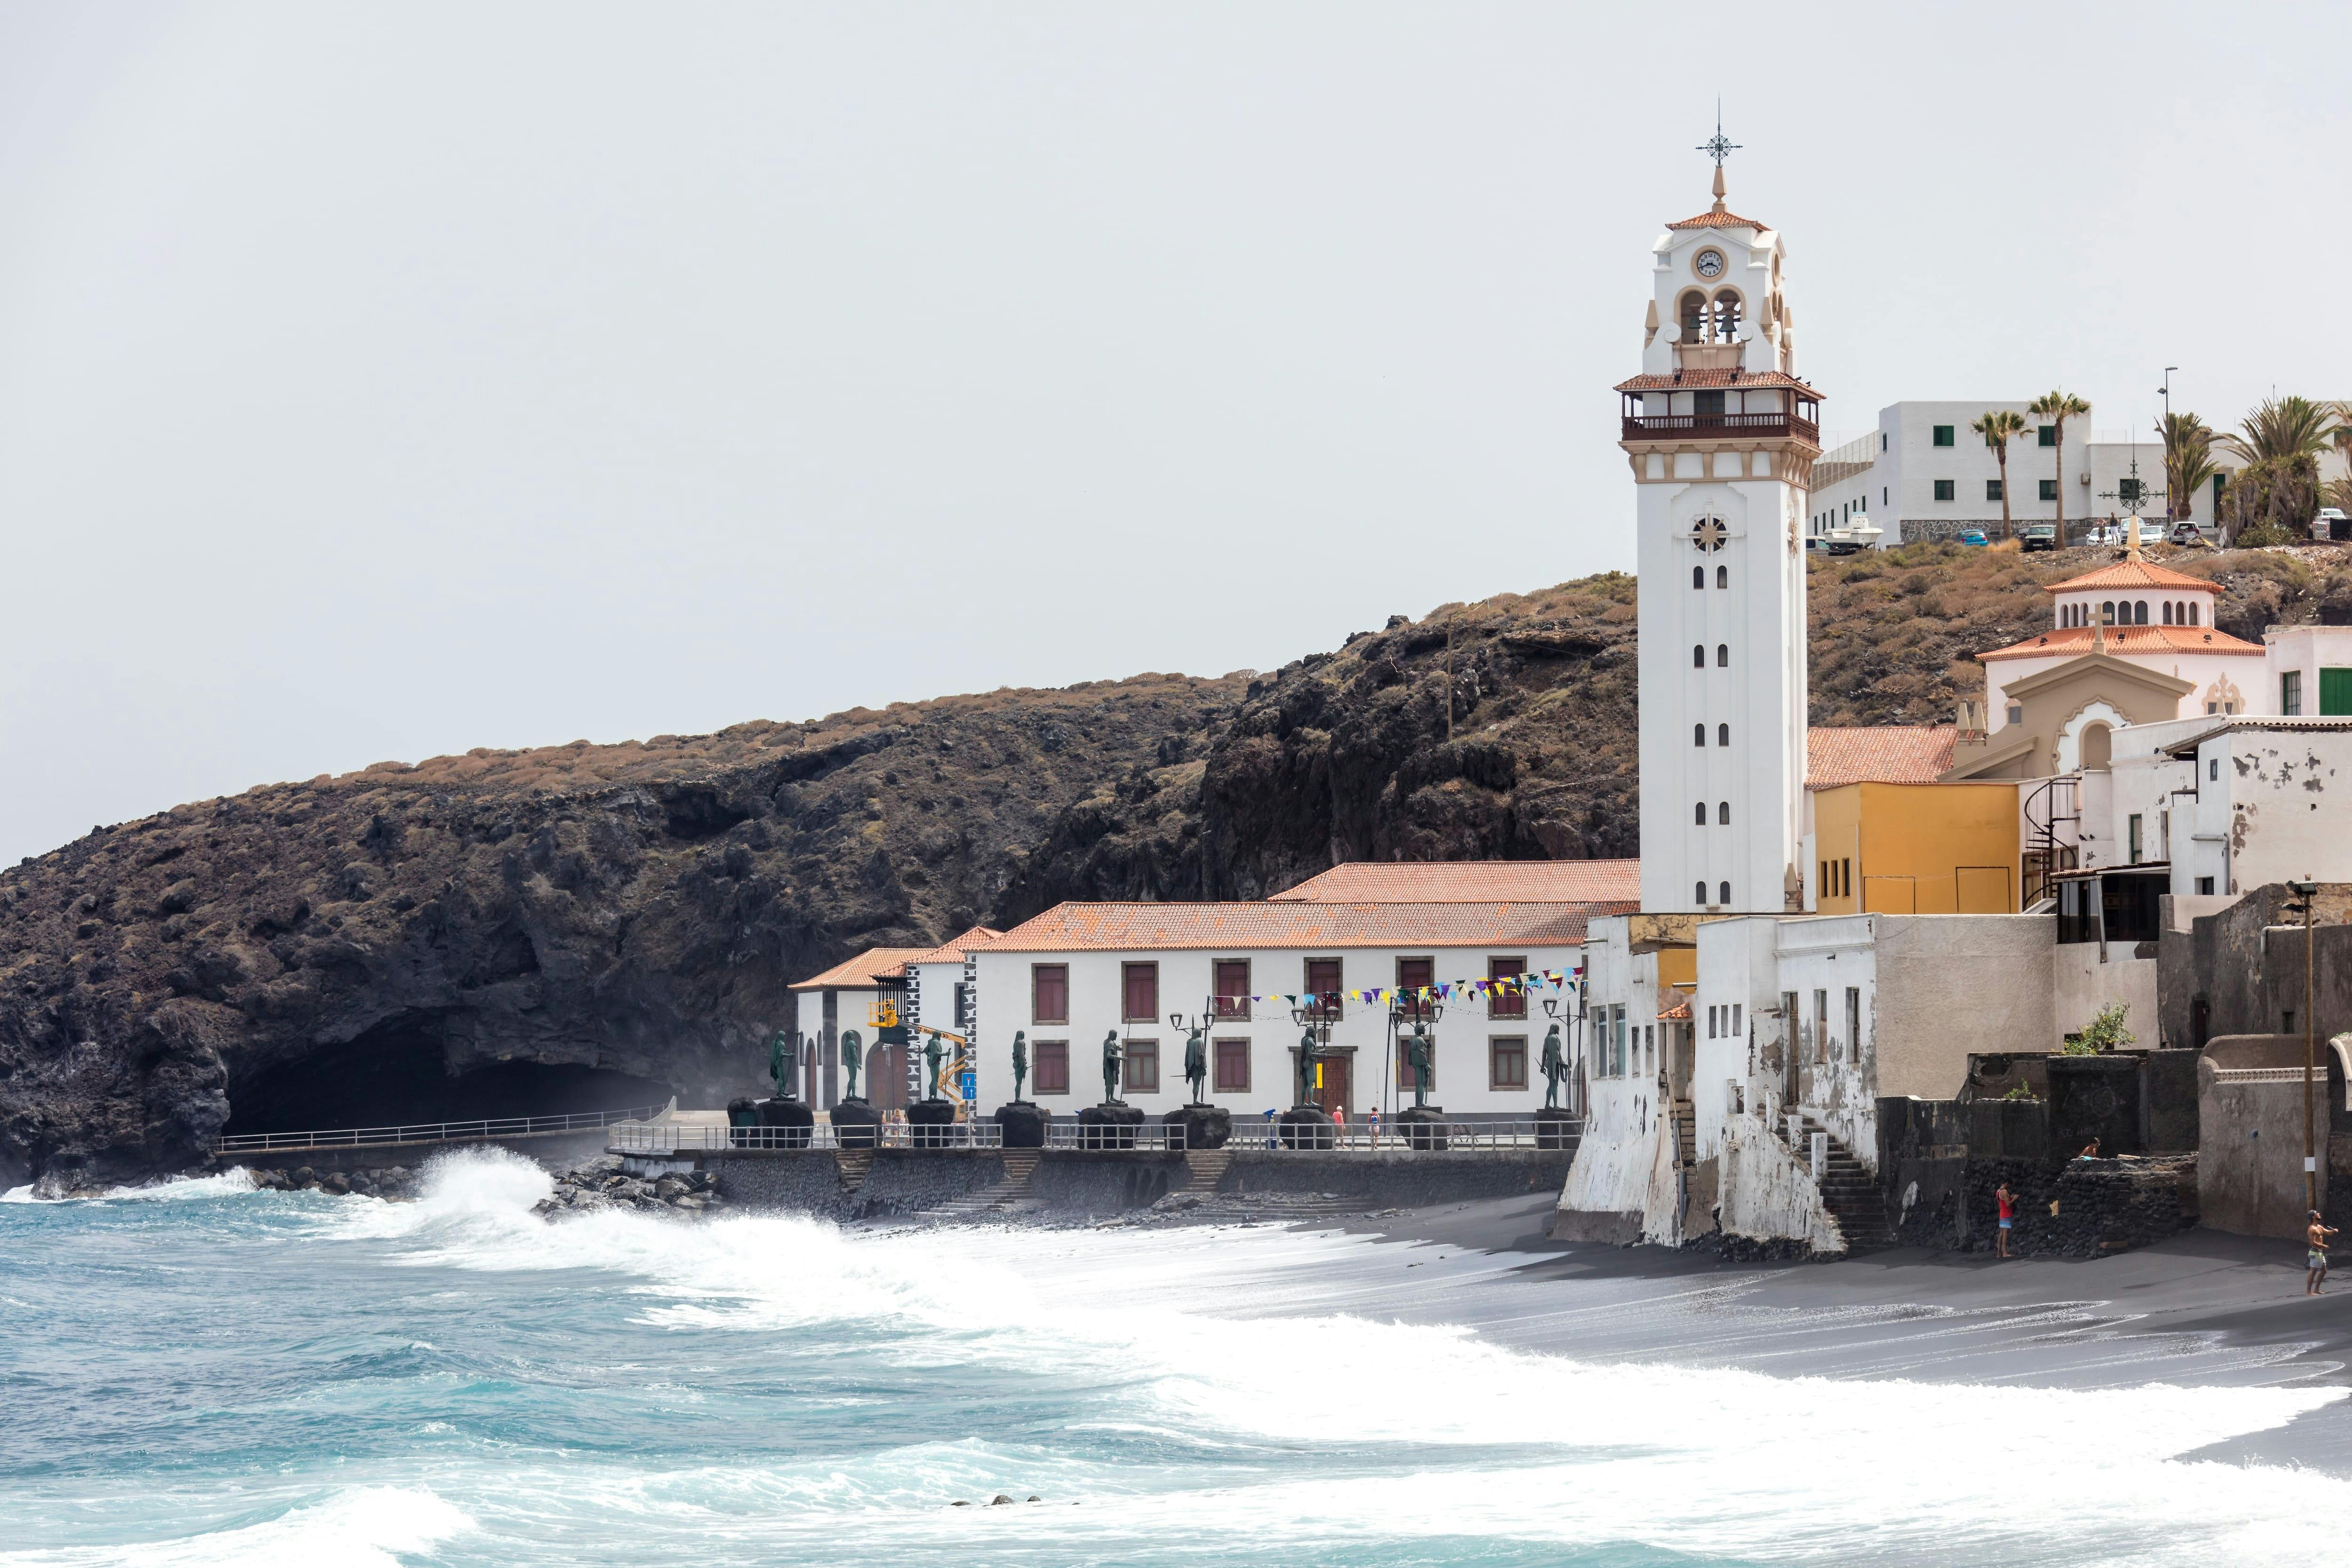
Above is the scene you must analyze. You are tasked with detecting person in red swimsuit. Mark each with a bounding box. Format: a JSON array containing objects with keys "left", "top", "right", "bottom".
[{"left": 1995, "top": 1181, "right": 2017, "bottom": 1258}]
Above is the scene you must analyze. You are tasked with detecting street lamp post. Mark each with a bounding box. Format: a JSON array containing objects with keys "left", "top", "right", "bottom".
[{"left": 2291, "top": 879, "right": 2320, "bottom": 1213}]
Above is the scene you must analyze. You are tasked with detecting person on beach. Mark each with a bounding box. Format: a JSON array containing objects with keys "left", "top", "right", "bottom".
[
  {"left": 2075, "top": 1138, "right": 2101, "bottom": 1161},
  {"left": 2309, "top": 1212, "right": 2338, "bottom": 1296},
  {"left": 1995, "top": 1180, "right": 2016, "bottom": 1258}
]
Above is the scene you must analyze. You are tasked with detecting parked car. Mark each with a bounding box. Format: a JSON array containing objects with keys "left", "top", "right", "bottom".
[
  {"left": 1958, "top": 530, "right": 1989, "bottom": 547},
  {"left": 2019, "top": 524, "right": 2057, "bottom": 553},
  {"left": 2316, "top": 507, "right": 2350, "bottom": 543},
  {"left": 2168, "top": 521, "right": 2208, "bottom": 547}
]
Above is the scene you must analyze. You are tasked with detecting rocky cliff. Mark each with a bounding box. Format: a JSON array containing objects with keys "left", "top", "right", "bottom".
[
  {"left": 0, "top": 678, "right": 1239, "bottom": 1188},
  {"left": 4, "top": 541, "right": 2341, "bottom": 1186}
]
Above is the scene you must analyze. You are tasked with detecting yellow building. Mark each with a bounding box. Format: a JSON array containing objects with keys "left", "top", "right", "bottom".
[
  {"left": 1811, "top": 781, "right": 2020, "bottom": 914},
  {"left": 1804, "top": 727, "right": 2019, "bottom": 915}
]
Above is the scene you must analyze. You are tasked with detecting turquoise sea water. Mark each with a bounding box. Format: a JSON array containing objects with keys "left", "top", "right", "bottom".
[{"left": 2, "top": 1150, "right": 2349, "bottom": 1568}]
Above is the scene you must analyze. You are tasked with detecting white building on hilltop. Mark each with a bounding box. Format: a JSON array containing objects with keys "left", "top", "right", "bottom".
[{"left": 1615, "top": 159, "right": 1818, "bottom": 917}]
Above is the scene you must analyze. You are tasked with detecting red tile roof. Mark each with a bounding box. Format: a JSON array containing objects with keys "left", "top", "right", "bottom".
[
  {"left": 985, "top": 901, "right": 1613, "bottom": 953},
  {"left": 1978, "top": 624, "right": 2263, "bottom": 663},
  {"left": 1806, "top": 725, "right": 1956, "bottom": 788},
  {"left": 2043, "top": 558, "right": 2216, "bottom": 594},
  {"left": 1612, "top": 370, "right": 1822, "bottom": 395},
  {"left": 1272, "top": 860, "right": 1640, "bottom": 904},
  {"left": 1667, "top": 208, "right": 1769, "bottom": 230},
  {"left": 908, "top": 926, "right": 1004, "bottom": 966},
  {"left": 789, "top": 947, "right": 935, "bottom": 990}
]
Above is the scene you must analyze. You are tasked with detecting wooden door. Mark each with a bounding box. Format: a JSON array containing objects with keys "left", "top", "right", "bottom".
[{"left": 1314, "top": 1053, "right": 1352, "bottom": 1118}]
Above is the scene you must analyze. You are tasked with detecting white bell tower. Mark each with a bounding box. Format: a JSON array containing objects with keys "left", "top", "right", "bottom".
[{"left": 1619, "top": 125, "right": 1816, "bottom": 915}]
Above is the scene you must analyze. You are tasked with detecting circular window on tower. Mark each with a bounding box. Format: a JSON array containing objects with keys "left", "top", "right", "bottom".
[
  {"left": 1694, "top": 248, "right": 1726, "bottom": 279},
  {"left": 1690, "top": 517, "right": 1727, "bottom": 552}
]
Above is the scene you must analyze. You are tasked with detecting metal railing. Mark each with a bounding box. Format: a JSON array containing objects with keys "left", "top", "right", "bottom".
[
  {"left": 214, "top": 1103, "right": 671, "bottom": 1155},
  {"left": 610, "top": 1120, "right": 1006, "bottom": 1154},
  {"left": 1046, "top": 1122, "right": 1189, "bottom": 1152},
  {"left": 602, "top": 1114, "right": 1583, "bottom": 1156},
  {"left": 1226, "top": 1117, "right": 1581, "bottom": 1151}
]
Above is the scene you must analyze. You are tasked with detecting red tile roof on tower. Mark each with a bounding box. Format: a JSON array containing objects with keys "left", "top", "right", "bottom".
[
  {"left": 1612, "top": 370, "right": 1822, "bottom": 395},
  {"left": 909, "top": 926, "right": 1004, "bottom": 966},
  {"left": 1805, "top": 725, "right": 1957, "bottom": 788},
  {"left": 2042, "top": 558, "right": 2216, "bottom": 594},
  {"left": 788, "top": 947, "right": 935, "bottom": 990},
  {"left": 986, "top": 902, "right": 1604, "bottom": 953},
  {"left": 1978, "top": 624, "right": 2263, "bottom": 663},
  {"left": 1667, "top": 208, "right": 1770, "bottom": 230},
  {"left": 1271, "top": 860, "right": 1640, "bottom": 904}
]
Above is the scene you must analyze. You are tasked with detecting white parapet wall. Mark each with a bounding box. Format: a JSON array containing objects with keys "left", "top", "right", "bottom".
[{"left": 1717, "top": 1112, "right": 1843, "bottom": 1253}]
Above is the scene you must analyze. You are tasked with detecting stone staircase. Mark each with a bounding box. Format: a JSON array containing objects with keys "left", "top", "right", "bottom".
[
  {"left": 1790, "top": 1115, "right": 1892, "bottom": 1252},
  {"left": 913, "top": 1149, "right": 1042, "bottom": 1220},
  {"left": 1671, "top": 1099, "right": 1697, "bottom": 1167},
  {"left": 833, "top": 1148, "right": 875, "bottom": 1193},
  {"left": 1176, "top": 1148, "right": 1231, "bottom": 1195}
]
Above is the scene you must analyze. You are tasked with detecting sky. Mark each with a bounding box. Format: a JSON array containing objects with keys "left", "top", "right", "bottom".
[{"left": 4, "top": 2, "right": 2349, "bottom": 866}]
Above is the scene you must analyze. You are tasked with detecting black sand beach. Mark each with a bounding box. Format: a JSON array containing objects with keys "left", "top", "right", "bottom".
[{"left": 1250, "top": 1196, "right": 2352, "bottom": 1473}]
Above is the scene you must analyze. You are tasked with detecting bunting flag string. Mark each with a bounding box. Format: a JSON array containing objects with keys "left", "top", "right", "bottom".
[{"left": 1214, "top": 966, "right": 1583, "bottom": 1013}]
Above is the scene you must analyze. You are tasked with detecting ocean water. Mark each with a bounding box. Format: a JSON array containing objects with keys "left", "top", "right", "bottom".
[{"left": 1, "top": 1150, "right": 2348, "bottom": 1568}]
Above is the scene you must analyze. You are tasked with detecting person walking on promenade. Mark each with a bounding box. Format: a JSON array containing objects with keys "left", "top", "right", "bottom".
[
  {"left": 2309, "top": 1212, "right": 2339, "bottom": 1296},
  {"left": 1368, "top": 1105, "right": 1382, "bottom": 1146},
  {"left": 1994, "top": 1180, "right": 2017, "bottom": 1259}
]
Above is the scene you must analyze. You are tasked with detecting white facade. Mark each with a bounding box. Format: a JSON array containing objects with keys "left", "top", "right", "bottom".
[
  {"left": 1805, "top": 404, "right": 2347, "bottom": 546},
  {"left": 968, "top": 941, "right": 1580, "bottom": 1119},
  {"left": 1623, "top": 184, "right": 1813, "bottom": 916}
]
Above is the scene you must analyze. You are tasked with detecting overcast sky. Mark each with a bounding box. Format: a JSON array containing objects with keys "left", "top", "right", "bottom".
[{"left": 3, "top": 2, "right": 2347, "bottom": 865}]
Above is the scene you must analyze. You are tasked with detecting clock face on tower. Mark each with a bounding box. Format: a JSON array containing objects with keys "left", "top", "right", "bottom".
[{"left": 1694, "top": 249, "right": 1724, "bottom": 278}]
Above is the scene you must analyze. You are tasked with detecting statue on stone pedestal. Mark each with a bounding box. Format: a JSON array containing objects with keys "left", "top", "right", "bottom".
[
  {"left": 1012, "top": 1030, "right": 1029, "bottom": 1102},
  {"left": 768, "top": 1029, "right": 798, "bottom": 1099},
  {"left": 924, "top": 1030, "right": 946, "bottom": 1100},
  {"left": 1296, "top": 1029, "right": 1320, "bottom": 1108},
  {"left": 1540, "top": 1023, "right": 1566, "bottom": 1109},
  {"left": 1405, "top": 1026, "right": 1433, "bottom": 1110},
  {"left": 1101, "top": 1029, "right": 1124, "bottom": 1104},
  {"left": 841, "top": 1028, "right": 864, "bottom": 1099},
  {"left": 1183, "top": 1024, "right": 1208, "bottom": 1103}
]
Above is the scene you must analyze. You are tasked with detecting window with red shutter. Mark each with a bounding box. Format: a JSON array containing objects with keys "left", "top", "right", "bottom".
[
  {"left": 1032, "top": 965, "right": 1068, "bottom": 1025},
  {"left": 1214, "top": 959, "right": 1251, "bottom": 1020},
  {"left": 1488, "top": 957, "right": 1527, "bottom": 1020},
  {"left": 1123, "top": 962, "right": 1159, "bottom": 1022}
]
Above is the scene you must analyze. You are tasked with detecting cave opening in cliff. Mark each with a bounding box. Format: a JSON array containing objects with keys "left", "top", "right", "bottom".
[{"left": 222, "top": 1011, "right": 675, "bottom": 1134}]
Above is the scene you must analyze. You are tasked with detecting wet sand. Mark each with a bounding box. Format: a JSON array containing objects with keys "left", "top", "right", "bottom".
[{"left": 1283, "top": 1196, "right": 2352, "bottom": 1473}]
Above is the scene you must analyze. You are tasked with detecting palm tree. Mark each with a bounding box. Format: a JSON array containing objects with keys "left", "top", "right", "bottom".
[
  {"left": 1971, "top": 409, "right": 2027, "bottom": 537},
  {"left": 2220, "top": 395, "right": 2336, "bottom": 465},
  {"left": 2219, "top": 396, "right": 2337, "bottom": 544},
  {"left": 2027, "top": 389, "right": 2090, "bottom": 538},
  {"left": 2157, "top": 412, "right": 2218, "bottom": 524}
]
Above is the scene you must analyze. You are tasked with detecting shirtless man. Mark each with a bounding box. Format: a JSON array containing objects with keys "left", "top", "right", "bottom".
[{"left": 2309, "top": 1211, "right": 2339, "bottom": 1296}]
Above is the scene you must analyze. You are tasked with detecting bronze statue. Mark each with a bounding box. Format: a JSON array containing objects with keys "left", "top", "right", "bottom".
[
  {"left": 1540, "top": 1023, "right": 1565, "bottom": 1109},
  {"left": 767, "top": 1029, "right": 797, "bottom": 1099},
  {"left": 1296, "top": 1028, "right": 1320, "bottom": 1107},
  {"left": 1405, "top": 1025, "right": 1433, "bottom": 1110},
  {"left": 1183, "top": 1024, "right": 1208, "bottom": 1103},
  {"left": 1012, "top": 1030, "right": 1029, "bottom": 1102},
  {"left": 923, "top": 1031, "right": 946, "bottom": 1100},
  {"left": 1101, "top": 1029, "right": 1124, "bottom": 1103},
  {"left": 841, "top": 1028, "right": 864, "bottom": 1099}
]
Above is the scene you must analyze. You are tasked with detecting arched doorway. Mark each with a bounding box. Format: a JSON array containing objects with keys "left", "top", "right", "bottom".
[{"left": 2080, "top": 722, "right": 2112, "bottom": 771}]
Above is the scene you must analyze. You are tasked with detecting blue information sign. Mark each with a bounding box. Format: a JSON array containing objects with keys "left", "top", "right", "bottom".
[{"left": 959, "top": 1069, "right": 977, "bottom": 1100}]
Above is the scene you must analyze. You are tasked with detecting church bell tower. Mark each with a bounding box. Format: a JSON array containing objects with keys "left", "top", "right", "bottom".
[{"left": 1620, "top": 125, "right": 1817, "bottom": 915}]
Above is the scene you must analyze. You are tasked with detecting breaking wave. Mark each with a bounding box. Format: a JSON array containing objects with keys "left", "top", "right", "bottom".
[{"left": 1, "top": 1145, "right": 2344, "bottom": 1567}]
